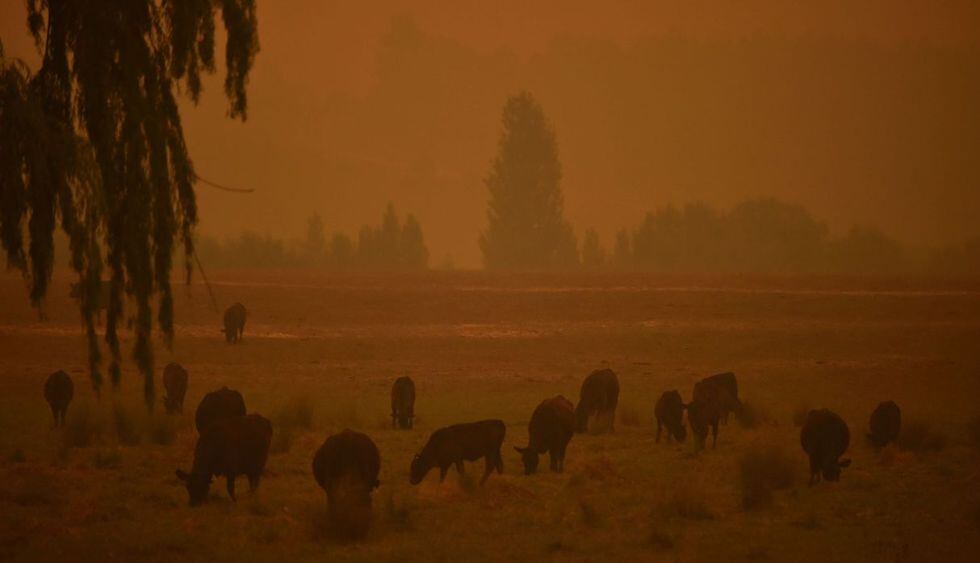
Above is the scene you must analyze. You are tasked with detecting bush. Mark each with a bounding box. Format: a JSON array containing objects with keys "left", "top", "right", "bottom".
[
  {"left": 112, "top": 402, "right": 142, "bottom": 446},
  {"left": 62, "top": 402, "right": 104, "bottom": 448},
  {"left": 738, "top": 443, "right": 796, "bottom": 510},
  {"left": 897, "top": 419, "right": 946, "bottom": 453}
]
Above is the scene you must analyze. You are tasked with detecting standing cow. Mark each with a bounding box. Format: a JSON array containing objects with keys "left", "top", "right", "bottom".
[
  {"left": 655, "top": 390, "right": 687, "bottom": 443},
  {"left": 44, "top": 370, "right": 74, "bottom": 428},
  {"left": 800, "top": 409, "right": 851, "bottom": 485},
  {"left": 410, "top": 420, "right": 505, "bottom": 485},
  {"left": 195, "top": 387, "right": 247, "bottom": 434},
  {"left": 868, "top": 401, "right": 901, "bottom": 448},
  {"left": 162, "top": 363, "right": 189, "bottom": 414},
  {"left": 515, "top": 396, "right": 575, "bottom": 474},
  {"left": 223, "top": 303, "right": 247, "bottom": 343},
  {"left": 313, "top": 430, "right": 381, "bottom": 539},
  {"left": 391, "top": 376, "right": 416, "bottom": 429},
  {"left": 693, "top": 372, "right": 741, "bottom": 423},
  {"left": 176, "top": 413, "right": 273, "bottom": 506},
  {"left": 574, "top": 369, "right": 620, "bottom": 434}
]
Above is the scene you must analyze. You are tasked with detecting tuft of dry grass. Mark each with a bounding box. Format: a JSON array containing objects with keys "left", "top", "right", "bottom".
[
  {"left": 897, "top": 419, "right": 946, "bottom": 453},
  {"left": 738, "top": 443, "right": 796, "bottom": 510},
  {"left": 579, "top": 499, "right": 604, "bottom": 527}
]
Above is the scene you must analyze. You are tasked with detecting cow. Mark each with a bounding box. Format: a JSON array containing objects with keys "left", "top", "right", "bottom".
[
  {"left": 654, "top": 390, "right": 686, "bottom": 443},
  {"left": 162, "top": 363, "right": 189, "bottom": 414},
  {"left": 223, "top": 302, "right": 247, "bottom": 343},
  {"left": 868, "top": 401, "right": 901, "bottom": 448},
  {"left": 312, "top": 430, "right": 381, "bottom": 539},
  {"left": 44, "top": 370, "right": 74, "bottom": 428},
  {"left": 686, "top": 392, "right": 726, "bottom": 451},
  {"left": 195, "top": 387, "right": 247, "bottom": 434},
  {"left": 515, "top": 396, "right": 575, "bottom": 474},
  {"left": 693, "top": 372, "right": 741, "bottom": 424},
  {"left": 176, "top": 413, "right": 273, "bottom": 506},
  {"left": 574, "top": 369, "right": 620, "bottom": 434},
  {"left": 410, "top": 419, "right": 505, "bottom": 486},
  {"left": 800, "top": 409, "right": 851, "bottom": 485},
  {"left": 391, "top": 376, "right": 416, "bottom": 429}
]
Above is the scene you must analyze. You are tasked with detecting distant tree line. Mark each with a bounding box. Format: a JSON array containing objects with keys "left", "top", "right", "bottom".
[{"left": 195, "top": 204, "right": 428, "bottom": 270}]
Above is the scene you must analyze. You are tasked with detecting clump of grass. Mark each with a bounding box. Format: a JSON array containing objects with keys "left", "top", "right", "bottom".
[
  {"left": 145, "top": 413, "right": 177, "bottom": 446},
  {"left": 738, "top": 443, "right": 796, "bottom": 510},
  {"left": 660, "top": 485, "right": 714, "bottom": 520},
  {"left": 967, "top": 415, "right": 980, "bottom": 450},
  {"left": 112, "top": 402, "right": 142, "bottom": 446},
  {"left": 648, "top": 528, "right": 675, "bottom": 550},
  {"left": 93, "top": 447, "right": 122, "bottom": 469},
  {"left": 792, "top": 404, "right": 811, "bottom": 427},
  {"left": 618, "top": 403, "right": 643, "bottom": 427},
  {"left": 738, "top": 400, "right": 773, "bottom": 429},
  {"left": 62, "top": 402, "right": 104, "bottom": 448},
  {"left": 579, "top": 499, "right": 604, "bottom": 527},
  {"left": 897, "top": 419, "right": 946, "bottom": 453}
]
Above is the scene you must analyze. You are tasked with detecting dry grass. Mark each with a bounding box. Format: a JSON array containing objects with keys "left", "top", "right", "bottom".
[
  {"left": 897, "top": 419, "right": 947, "bottom": 453},
  {"left": 737, "top": 400, "right": 773, "bottom": 429},
  {"left": 617, "top": 403, "right": 644, "bottom": 427},
  {"left": 62, "top": 401, "right": 105, "bottom": 448},
  {"left": 738, "top": 442, "right": 796, "bottom": 509},
  {"left": 660, "top": 484, "right": 715, "bottom": 520}
]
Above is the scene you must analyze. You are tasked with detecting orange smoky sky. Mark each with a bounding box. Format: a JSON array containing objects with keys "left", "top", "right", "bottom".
[{"left": 1, "top": 1, "right": 978, "bottom": 266}]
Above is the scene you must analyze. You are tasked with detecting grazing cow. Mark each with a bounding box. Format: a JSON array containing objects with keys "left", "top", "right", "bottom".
[
  {"left": 69, "top": 280, "right": 111, "bottom": 322},
  {"left": 800, "top": 409, "right": 851, "bottom": 485},
  {"left": 410, "top": 419, "right": 505, "bottom": 485},
  {"left": 515, "top": 396, "right": 575, "bottom": 474},
  {"left": 44, "top": 370, "right": 74, "bottom": 428},
  {"left": 162, "top": 363, "right": 189, "bottom": 414},
  {"left": 655, "top": 390, "right": 687, "bottom": 443},
  {"left": 693, "top": 372, "right": 741, "bottom": 423},
  {"left": 574, "top": 369, "right": 620, "bottom": 434},
  {"left": 686, "top": 393, "right": 726, "bottom": 451},
  {"left": 868, "top": 401, "right": 901, "bottom": 448},
  {"left": 391, "top": 376, "right": 416, "bottom": 429},
  {"left": 223, "top": 303, "right": 247, "bottom": 343},
  {"left": 313, "top": 430, "right": 381, "bottom": 539},
  {"left": 176, "top": 414, "right": 273, "bottom": 506},
  {"left": 195, "top": 387, "right": 247, "bottom": 434}
]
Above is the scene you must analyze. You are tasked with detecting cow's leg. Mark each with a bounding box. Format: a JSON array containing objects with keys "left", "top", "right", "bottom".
[
  {"left": 557, "top": 445, "right": 566, "bottom": 472},
  {"left": 227, "top": 476, "right": 237, "bottom": 500},
  {"left": 480, "top": 459, "right": 493, "bottom": 485}
]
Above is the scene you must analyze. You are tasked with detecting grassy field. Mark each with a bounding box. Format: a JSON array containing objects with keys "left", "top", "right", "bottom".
[{"left": 1, "top": 270, "right": 979, "bottom": 561}]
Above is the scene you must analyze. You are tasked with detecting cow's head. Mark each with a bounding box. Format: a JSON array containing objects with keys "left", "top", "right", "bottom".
[
  {"left": 175, "top": 469, "right": 211, "bottom": 506},
  {"left": 670, "top": 419, "right": 687, "bottom": 442},
  {"left": 822, "top": 458, "right": 851, "bottom": 482},
  {"left": 514, "top": 446, "right": 539, "bottom": 475},
  {"left": 409, "top": 453, "right": 429, "bottom": 485}
]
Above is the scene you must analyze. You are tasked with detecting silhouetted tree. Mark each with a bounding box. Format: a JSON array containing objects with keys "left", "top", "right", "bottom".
[
  {"left": 0, "top": 2, "right": 259, "bottom": 406},
  {"left": 304, "top": 213, "right": 326, "bottom": 264},
  {"left": 613, "top": 229, "right": 632, "bottom": 269},
  {"left": 480, "top": 91, "right": 576, "bottom": 270},
  {"left": 400, "top": 214, "right": 429, "bottom": 269},
  {"left": 581, "top": 229, "right": 606, "bottom": 269}
]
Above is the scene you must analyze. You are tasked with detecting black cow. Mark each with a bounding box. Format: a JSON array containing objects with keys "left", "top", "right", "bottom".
[
  {"left": 44, "top": 370, "right": 74, "bottom": 428},
  {"left": 195, "top": 387, "right": 247, "bottom": 434},
  {"left": 574, "top": 369, "right": 620, "bottom": 434},
  {"left": 176, "top": 413, "right": 273, "bottom": 506},
  {"left": 223, "top": 303, "right": 247, "bottom": 343},
  {"left": 868, "top": 401, "right": 901, "bottom": 448},
  {"left": 800, "top": 409, "right": 851, "bottom": 485},
  {"left": 163, "top": 363, "right": 189, "bottom": 414},
  {"left": 391, "top": 376, "right": 416, "bottom": 429},
  {"left": 693, "top": 372, "right": 741, "bottom": 423},
  {"left": 410, "top": 420, "right": 505, "bottom": 485},
  {"left": 313, "top": 430, "right": 381, "bottom": 539},
  {"left": 655, "top": 390, "right": 686, "bottom": 443},
  {"left": 515, "top": 396, "right": 575, "bottom": 474}
]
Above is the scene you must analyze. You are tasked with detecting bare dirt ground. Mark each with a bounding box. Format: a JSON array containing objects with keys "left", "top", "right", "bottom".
[{"left": 1, "top": 270, "right": 979, "bottom": 561}]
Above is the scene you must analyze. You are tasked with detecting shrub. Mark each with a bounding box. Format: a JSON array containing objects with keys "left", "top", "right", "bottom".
[
  {"left": 62, "top": 402, "right": 104, "bottom": 448},
  {"left": 112, "top": 402, "right": 142, "bottom": 446},
  {"left": 738, "top": 443, "right": 796, "bottom": 510},
  {"left": 897, "top": 419, "right": 946, "bottom": 453}
]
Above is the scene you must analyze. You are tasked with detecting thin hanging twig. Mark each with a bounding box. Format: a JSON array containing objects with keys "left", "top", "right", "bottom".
[{"left": 194, "top": 173, "right": 254, "bottom": 193}]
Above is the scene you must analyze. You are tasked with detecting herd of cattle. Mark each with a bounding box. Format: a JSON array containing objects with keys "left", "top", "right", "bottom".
[{"left": 40, "top": 301, "right": 905, "bottom": 537}]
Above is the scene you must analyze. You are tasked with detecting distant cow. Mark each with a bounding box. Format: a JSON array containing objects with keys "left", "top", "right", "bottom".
[
  {"left": 693, "top": 372, "right": 741, "bottom": 423},
  {"left": 176, "top": 413, "right": 273, "bottom": 506},
  {"left": 574, "top": 369, "right": 620, "bottom": 434},
  {"left": 655, "top": 390, "right": 686, "bottom": 443},
  {"left": 162, "top": 363, "right": 189, "bottom": 414},
  {"left": 800, "top": 409, "right": 851, "bottom": 485},
  {"left": 868, "top": 401, "right": 901, "bottom": 448},
  {"left": 515, "top": 396, "right": 575, "bottom": 474},
  {"left": 313, "top": 430, "right": 381, "bottom": 539},
  {"left": 391, "top": 376, "right": 416, "bottom": 429},
  {"left": 223, "top": 303, "right": 247, "bottom": 343},
  {"left": 44, "top": 370, "right": 74, "bottom": 428},
  {"left": 195, "top": 387, "right": 247, "bottom": 434},
  {"left": 410, "top": 419, "right": 505, "bottom": 485}
]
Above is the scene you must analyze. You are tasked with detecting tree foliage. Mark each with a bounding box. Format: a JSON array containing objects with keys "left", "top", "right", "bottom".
[
  {"left": 0, "top": 1, "right": 259, "bottom": 407},
  {"left": 480, "top": 91, "right": 577, "bottom": 270}
]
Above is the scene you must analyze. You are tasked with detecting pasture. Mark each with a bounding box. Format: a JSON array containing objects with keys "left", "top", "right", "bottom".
[{"left": 1, "top": 270, "right": 979, "bottom": 561}]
